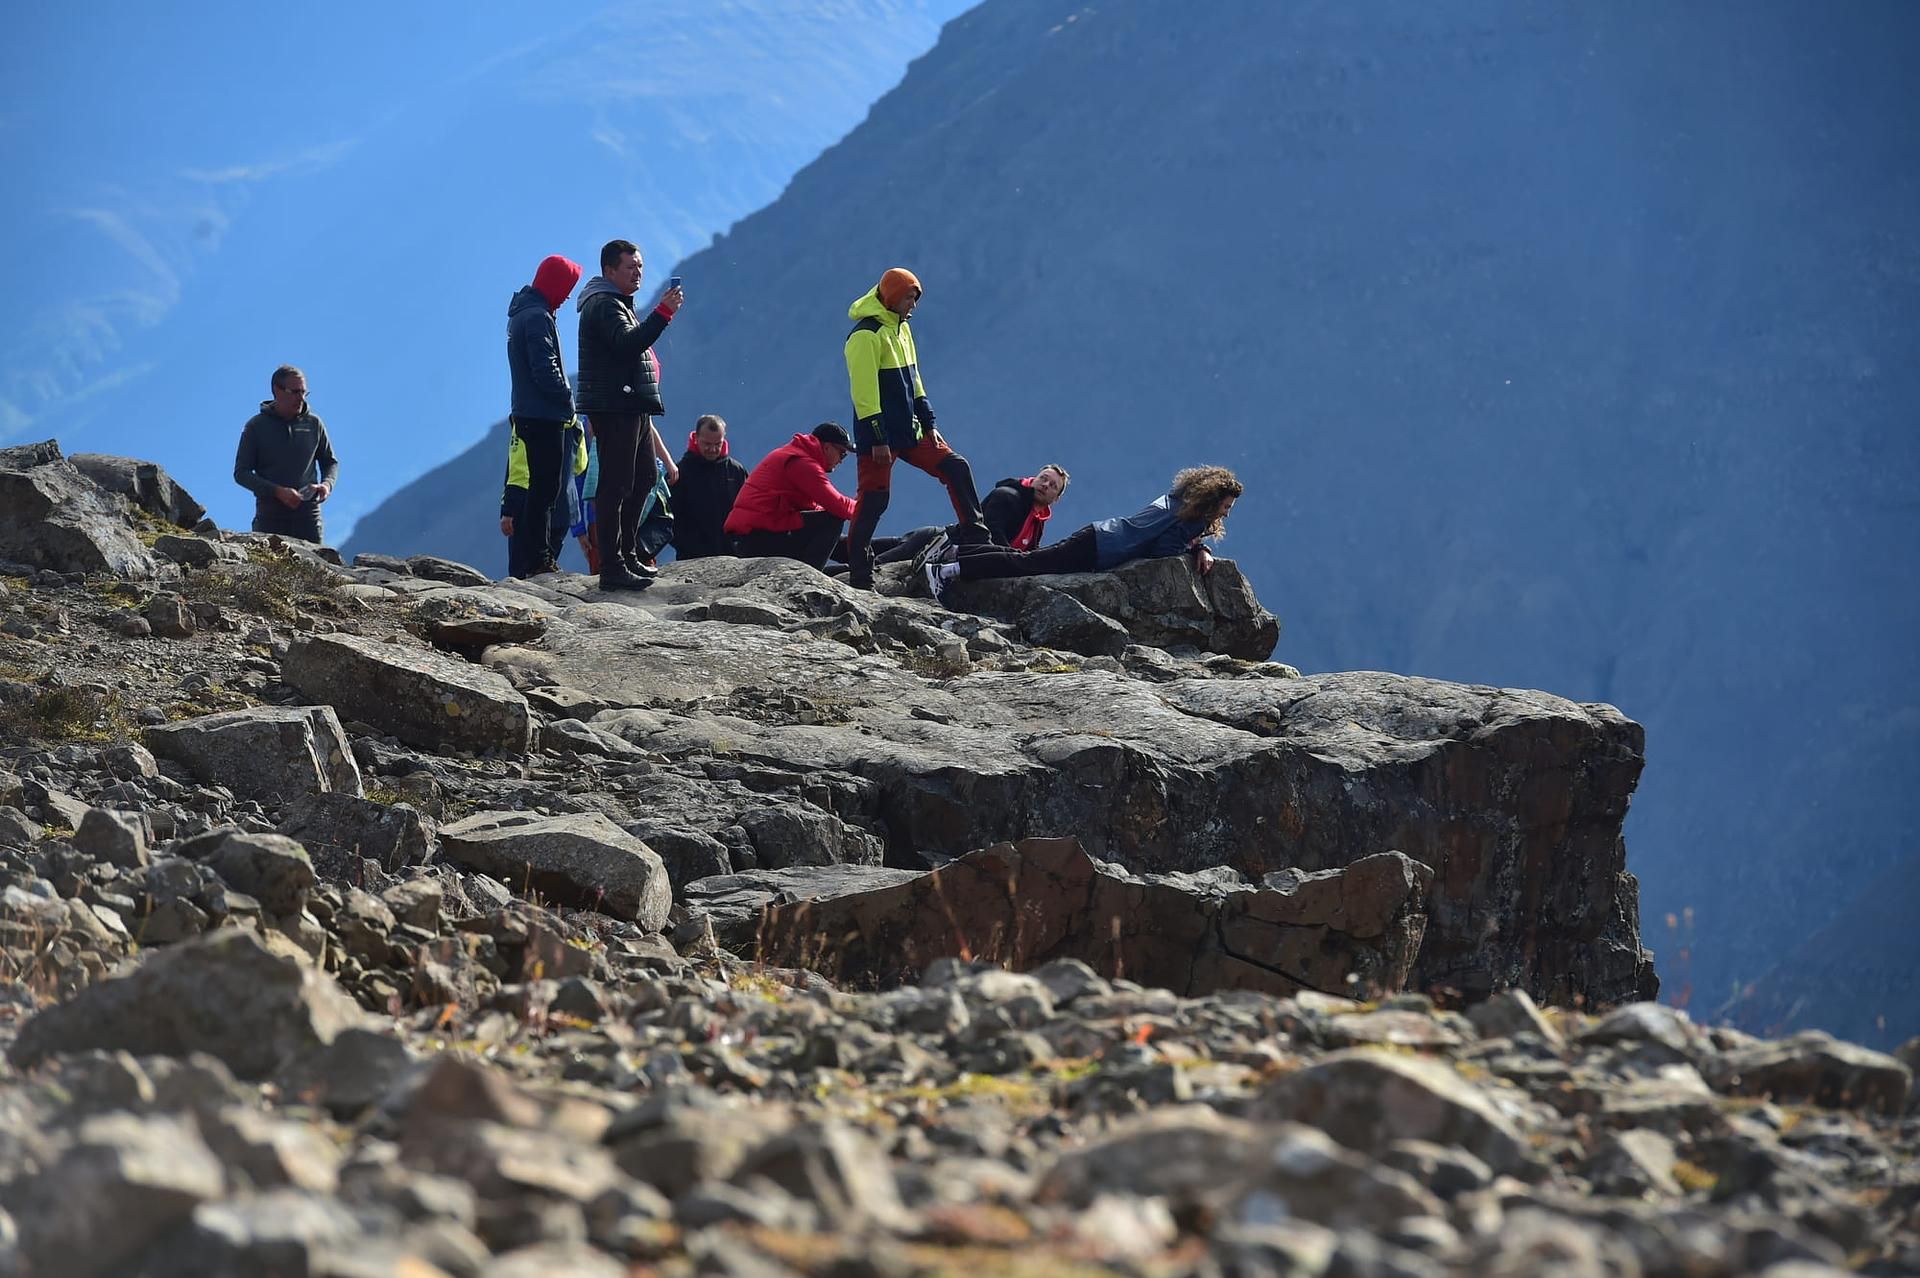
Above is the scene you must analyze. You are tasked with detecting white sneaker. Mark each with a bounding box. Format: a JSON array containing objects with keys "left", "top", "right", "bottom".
[{"left": 924, "top": 560, "right": 951, "bottom": 606}]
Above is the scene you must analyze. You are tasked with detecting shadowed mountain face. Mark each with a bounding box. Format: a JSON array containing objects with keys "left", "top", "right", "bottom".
[{"left": 345, "top": 0, "right": 1920, "bottom": 1043}]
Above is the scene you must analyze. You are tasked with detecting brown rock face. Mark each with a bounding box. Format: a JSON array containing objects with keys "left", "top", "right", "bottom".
[
  {"left": 1153, "top": 673, "right": 1657, "bottom": 1007},
  {"left": 752, "top": 837, "right": 1430, "bottom": 999}
]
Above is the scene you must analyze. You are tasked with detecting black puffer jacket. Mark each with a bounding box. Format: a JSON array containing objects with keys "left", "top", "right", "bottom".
[{"left": 574, "top": 276, "right": 671, "bottom": 416}]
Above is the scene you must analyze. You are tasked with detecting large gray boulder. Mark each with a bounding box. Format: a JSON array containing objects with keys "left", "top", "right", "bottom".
[
  {"left": 8, "top": 928, "right": 366, "bottom": 1079},
  {"left": 950, "top": 555, "right": 1279, "bottom": 660},
  {"left": 145, "top": 705, "right": 363, "bottom": 804},
  {"left": 437, "top": 811, "right": 671, "bottom": 929},
  {"left": 67, "top": 451, "right": 207, "bottom": 528},
  {"left": 0, "top": 439, "right": 159, "bottom": 578},
  {"left": 282, "top": 632, "right": 533, "bottom": 755}
]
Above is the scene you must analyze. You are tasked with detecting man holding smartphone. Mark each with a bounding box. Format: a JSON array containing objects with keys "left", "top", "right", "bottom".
[
  {"left": 232, "top": 364, "right": 339, "bottom": 544},
  {"left": 842, "top": 267, "right": 984, "bottom": 590},
  {"left": 574, "top": 239, "right": 684, "bottom": 590}
]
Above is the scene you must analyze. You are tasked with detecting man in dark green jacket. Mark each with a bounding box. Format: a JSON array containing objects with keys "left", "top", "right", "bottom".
[
  {"left": 232, "top": 364, "right": 339, "bottom": 544},
  {"left": 574, "top": 238, "right": 684, "bottom": 590}
]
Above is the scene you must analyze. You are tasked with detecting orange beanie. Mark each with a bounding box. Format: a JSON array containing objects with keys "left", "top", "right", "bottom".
[{"left": 877, "top": 267, "right": 922, "bottom": 309}]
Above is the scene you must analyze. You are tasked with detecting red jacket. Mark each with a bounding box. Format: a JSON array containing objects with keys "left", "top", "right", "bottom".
[{"left": 723, "top": 433, "right": 859, "bottom": 535}]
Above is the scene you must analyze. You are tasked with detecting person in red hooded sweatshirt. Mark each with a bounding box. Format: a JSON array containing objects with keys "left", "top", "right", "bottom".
[
  {"left": 502, "top": 253, "right": 584, "bottom": 578},
  {"left": 668, "top": 414, "right": 749, "bottom": 560},
  {"left": 723, "top": 423, "right": 859, "bottom": 569}
]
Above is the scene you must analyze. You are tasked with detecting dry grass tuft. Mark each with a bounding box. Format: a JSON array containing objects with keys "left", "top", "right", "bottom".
[{"left": 179, "top": 545, "right": 341, "bottom": 622}]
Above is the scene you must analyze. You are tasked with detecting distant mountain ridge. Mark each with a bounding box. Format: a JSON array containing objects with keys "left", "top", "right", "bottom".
[{"left": 346, "top": 0, "right": 1920, "bottom": 1044}]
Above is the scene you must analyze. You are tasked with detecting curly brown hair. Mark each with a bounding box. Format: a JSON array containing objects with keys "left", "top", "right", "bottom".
[{"left": 1171, "top": 465, "right": 1243, "bottom": 539}]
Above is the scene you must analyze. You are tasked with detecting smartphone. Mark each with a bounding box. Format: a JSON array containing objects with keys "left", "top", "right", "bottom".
[{"left": 669, "top": 276, "right": 683, "bottom": 291}]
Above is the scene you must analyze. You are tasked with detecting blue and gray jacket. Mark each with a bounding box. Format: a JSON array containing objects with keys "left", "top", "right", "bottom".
[{"left": 1090, "top": 492, "right": 1209, "bottom": 570}]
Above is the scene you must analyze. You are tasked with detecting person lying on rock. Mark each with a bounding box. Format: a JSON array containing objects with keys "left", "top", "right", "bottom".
[
  {"left": 823, "top": 463, "right": 1071, "bottom": 579},
  {"left": 233, "top": 364, "right": 339, "bottom": 544},
  {"left": 925, "top": 465, "right": 1241, "bottom": 606},
  {"left": 723, "top": 423, "right": 860, "bottom": 569},
  {"left": 980, "top": 464, "right": 1069, "bottom": 551}
]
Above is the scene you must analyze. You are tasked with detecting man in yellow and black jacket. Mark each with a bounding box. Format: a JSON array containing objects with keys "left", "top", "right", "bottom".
[{"left": 842, "top": 267, "right": 984, "bottom": 589}]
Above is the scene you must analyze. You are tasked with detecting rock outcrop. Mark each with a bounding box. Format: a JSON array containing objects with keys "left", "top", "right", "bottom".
[
  {"left": 21, "top": 442, "right": 1899, "bottom": 1277},
  {"left": 67, "top": 452, "right": 209, "bottom": 530},
  {"left": 0, "top": 440, "right": 161, "bottom": 578},
  {"left": 476, "top": 558, "right": 1651, "bottom": 1007}
]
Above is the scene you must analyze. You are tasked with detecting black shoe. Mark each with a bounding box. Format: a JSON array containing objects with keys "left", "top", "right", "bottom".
[
  {"left": 598, "top": 565, "right": 647, "bottom": 591},
  {"left": 621, "top": 553, "right": 660, "bottom": 579}
]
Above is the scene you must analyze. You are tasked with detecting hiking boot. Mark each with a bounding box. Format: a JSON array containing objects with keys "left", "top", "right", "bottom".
[
  {"left": 598, "top": 564, "right": 648, "bottom": 591},
  {"left": 536, "top": 556, "right": 562, "bottom": 575},
  {"left": 620, "top": 553, "right": 660, "bottom": 580}
]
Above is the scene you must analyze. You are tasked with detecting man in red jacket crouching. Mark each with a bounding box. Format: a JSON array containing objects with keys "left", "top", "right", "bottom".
[{"left": 722, "top": 423, "right": 859, "bottom": 569}]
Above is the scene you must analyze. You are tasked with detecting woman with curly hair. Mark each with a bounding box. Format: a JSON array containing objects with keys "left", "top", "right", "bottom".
[{"left": 925, "top": 465, "right": 1241, "bottom": 604}]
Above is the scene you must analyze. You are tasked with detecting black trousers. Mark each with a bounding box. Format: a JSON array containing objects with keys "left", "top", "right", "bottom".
[
  {"left": 590, "top": 414, "right": 647, "bottom": 568},
  {"left": 732, "top": 510, "right": 845, "bottom": 570},
  {"left": 252, "top": 501, "right": 324, "bottom": 544},
  {"left": 508, "top": 417, "right": 567, "bottom": 578},
  {"left": 955, "top": 524, "right": 1098, "bottom": 579}
]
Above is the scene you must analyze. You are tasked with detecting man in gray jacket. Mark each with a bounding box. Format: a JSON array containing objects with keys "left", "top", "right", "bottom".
[{"left": 233, "top": 364, "right": 339, "bottom": 543}]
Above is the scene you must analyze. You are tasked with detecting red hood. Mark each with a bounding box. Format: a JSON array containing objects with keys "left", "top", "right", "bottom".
[{"left": 533, "top": 254, "right": 583, "bottom": 311}]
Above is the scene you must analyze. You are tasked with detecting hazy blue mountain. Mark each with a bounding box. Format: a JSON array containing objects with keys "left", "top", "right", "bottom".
[{"left": 346, "top": 0, "right": 1920, "bottom": 1043}]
